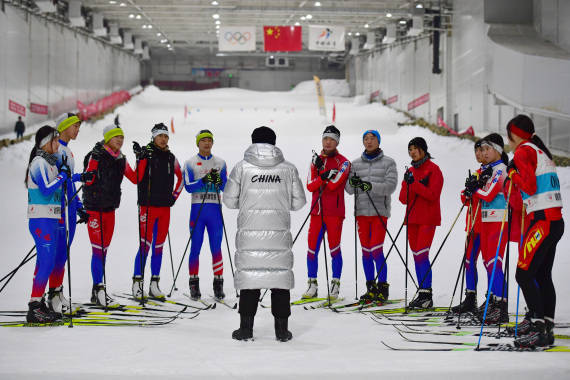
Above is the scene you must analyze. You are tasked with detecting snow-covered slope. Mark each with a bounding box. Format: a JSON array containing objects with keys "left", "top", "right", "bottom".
[{"left": 0, "top": 86, "right": 569, "bottom": 379}]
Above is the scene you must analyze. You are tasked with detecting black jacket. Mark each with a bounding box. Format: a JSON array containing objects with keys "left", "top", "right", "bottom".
[{"left": 137, "top": 143, "right": 176, "bottom": 207}]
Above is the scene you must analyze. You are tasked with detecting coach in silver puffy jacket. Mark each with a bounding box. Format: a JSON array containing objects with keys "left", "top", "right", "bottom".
[
  {"left": 223, "top": 126, "right": 306, "bottom": 342},
  {"left": 345, "top": 129, "right": 397, "bottom": 302}
]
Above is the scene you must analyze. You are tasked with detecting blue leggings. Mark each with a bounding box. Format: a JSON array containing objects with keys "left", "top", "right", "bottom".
[
  {"left": 188, "top": 203, "right": 224, "bottom": 276},
  {"left": 29, "top": 218, "right": 60, "bottom": 298}
]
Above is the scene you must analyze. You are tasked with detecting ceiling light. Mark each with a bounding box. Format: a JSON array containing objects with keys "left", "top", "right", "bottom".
[
  {"left": 348, "top": 32, "right": 352, "bottom": 36},
  {"left": 416, "top": 3, "right": 423, "bottom": 8},
  {"left": 135, "top": 14, "right": 141, "bottom": 19},
  {"left": 364, "top": 24, "right": 369, "bottom": 28},
  {"left": 142, "top": 24, "right": 147, "bottom": 29},
  {"left": 216, "top": 25, "right": 220, "bottom": 29},
  {"left": 300, "top": 16, "right": 306, "bottom": 20},
  {"left": 355, "top": 32, "right": 360, "bottom": 36},
  {"left": 109, "top": 1, "right": 117, "bottom": 4},
  {"left": 306, "top": 14, "right": 313, "bottom": 19},
  {"left": 211, "top": 1, "right": 219, "bottom": 4},
  {"left": 314, "top": 1, "right": 321, "bottom": 6},
  {"left": 215, "top": 20, "right": 221, "bottom": 25},
  {"left": 119, "top": 2, "right": 126, "bottom": 6},
  {"left": 148, "top": 25, "right": 152, "bottom": 29},
  {"left": 160, "top": 39, "right": 167, "bottom": 43},
  {"left": 212, "top": 14, "right": 220, "bottom": 19},
  {"left": 400, "top": 20, "right": 407, "bottom": 24},
  {"left": 270, "top": 55, "right": 274, "bottom": 59},
  {"left": 386, "top": 13, "right": 392, "bottom": 18},
  {"left": 167, "top": 44, "right": 171, "bottom": 48},
  {"left": 128, "top": 14, "right": 134, "bottom": 18},
  {"left": 156, "top": 32, "right": 161, "bottom": 36},
  {"left": 294, "top": 21, "right": 300, "bottom": 26}
]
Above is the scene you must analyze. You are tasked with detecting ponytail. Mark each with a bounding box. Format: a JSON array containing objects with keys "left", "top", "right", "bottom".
[
  {"left": 530, "top": 135, "right": 553, "bottom": 160},
  {"left": 501, "top": 152, "right": 509, "bottom": 165},
  {"left": 25, "top": 126, "right": 58, "bottom": 187},
  {"left": 507, "top": 114, "right": 553, "bottom": 160}
]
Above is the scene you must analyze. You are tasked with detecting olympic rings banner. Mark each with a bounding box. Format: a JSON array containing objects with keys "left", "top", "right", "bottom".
[
  {"left": 218, "top": 26, "right": 256, "bottom": 51},
  {"left": 309, "top": 25, "right": 345, "bottom": 51}
]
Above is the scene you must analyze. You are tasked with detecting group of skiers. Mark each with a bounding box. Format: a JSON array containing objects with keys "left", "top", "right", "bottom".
[{"left": 24, "top": 113, "right": 563, "bottom": 347}]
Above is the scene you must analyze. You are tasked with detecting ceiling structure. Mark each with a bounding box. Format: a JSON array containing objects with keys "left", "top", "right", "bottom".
[{"left": 78, "top": 0, "right": 450, "bottom": 55}]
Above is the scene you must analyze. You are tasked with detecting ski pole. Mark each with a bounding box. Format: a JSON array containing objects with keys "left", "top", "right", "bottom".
[
  {"left": 497, "top": 205, "right": 512, "bottom": 338},
  {"left": 167, "top": 232, "right": 177, "bottom": 291},
  {"left": 405, "top": 171, "right": 410, "bottom": 313},
  {"left": 135, "top": 159, "right": 145, "bottom": 307},
  {"left": 259, "top": 289, "right": 269, "bottom": 303},
  {"left": 476, "top": 180, "right": 512, "bottom": 350},
  {"left": 354, "top": 189, "right": 358, "bottom": 300},
  {"left": 0, "top": 246, "right": 36, "bottom": 289},
  {"left": 364, "top": 191, "right": 418, "bottom": 289},
  {"left": 318, "top": 188, "right": 332, "bottom": 308},
  {"left": 514, "top": 204, "right": 526, "bottom": 338},
  {"left": 63, "top": 179, "right": 73, "bottom": 327},
  {"left": 140, "top": 162, "right": 152, "bottom": 307},
  {"left": 168, "top": 187, "right": 210, "bottom": 297},
  {"left": 292, "top": 190, "right": 323, "bottom": 246},
  {"left": 99, "top": 210, "right": 109, "bottom": 312},
  {"left": 215, "top": 184, "right": 238, "bottom": 298},
  {"left": 413, "top": 202, "right": 466, "bottom": 296}
]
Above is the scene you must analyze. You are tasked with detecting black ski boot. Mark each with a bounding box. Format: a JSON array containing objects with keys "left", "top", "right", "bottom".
[
  {"left": 189, "top": 276, "right": 201, "bottom": 300},
  {"left": 507, "top": 311, "right": 532, "bottom": 335},
  {"left": 232, "top": 315, "right": 254, "bottom": 341},
  {"left": 377, "top": 282, "right": 389, "bottom": 302},
  {"left": 408, "top": 288, "right": 433, "bottom": 309},
  {"left": 27, "top": 299, "right": 61, "bottom": 323},
  {"left": 545, "top": 318, "right": 555, "bottom": 345},
  {"left": 514, "top": 320, "right": 548, "bottom": 348},
  {"left": 485, "top": 297, "right": 509, "bottom": 324},
  {"left": 451, "top": 290, "right": 477, "bottom": 314},
  {"left": 213, "top": 275, "right": 225, "bottom": 300},
  {"left": 359, "top": 281, "right": 378, "bottom": 303},
  {"left": 275, "top": 318, "right": 293, "bottom": 342}
]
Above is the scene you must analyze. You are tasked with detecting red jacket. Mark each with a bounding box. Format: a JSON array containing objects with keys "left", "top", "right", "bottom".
[
  {"left": 399, "top": 159, "right": 443, "bottom": 226},
  {"left": 306, "top": 150, "right": 350, "bottom": 218}
]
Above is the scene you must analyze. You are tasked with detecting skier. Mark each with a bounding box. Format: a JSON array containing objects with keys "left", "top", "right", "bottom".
[
  {"left": 302, "top": 125, "right": 350, "bottom": 300},
  {"left": 183, "top": 129, "right": 228, "bottom": 300},
  {"left": 399, "top": 137, "right": 443, "bottom": 309},
  {"left": 47, "top": 113, "right": 90, "bottom": 314},
  {"left": 345, "top": 130, "right": 397, "bottom": 302},
  {"left": 462, "top": 133, "right": 510, "bottom": 323},
  {"left": 83, "top": 124, "right": 138, "bottom": 306},
  {"left": 223, "top": 126, "right": 306, "bottom": 341},
  {"left": 14, "top": 116, "right": 25, "bottom": 140},
  {"left": 505, "top": 115, "right": 564, "bottom": 348},
  {"left": 452, "top": 139, "right": 485, "bottom": 314},
  {"left": 131, "top": 123, "right": 183, "bottom": 300},
  {"left": 25, "top": 126, "right": 68, "bottom": 322}
]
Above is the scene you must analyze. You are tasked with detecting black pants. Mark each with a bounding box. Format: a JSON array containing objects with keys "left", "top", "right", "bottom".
[
  {"left": 238, "top": 289, "right": 291, "bottom": 319},
  {"left": 515, "top": 217, "right": 564, "bottom": 320}
]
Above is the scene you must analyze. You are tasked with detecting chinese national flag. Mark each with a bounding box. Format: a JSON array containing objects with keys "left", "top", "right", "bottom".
[{"left": 264, "top": 26, "right": 302, "bottom": 51}]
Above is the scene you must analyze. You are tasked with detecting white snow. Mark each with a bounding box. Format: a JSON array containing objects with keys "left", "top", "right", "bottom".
[{"left": 1, "top": 85, "right": 569, "bottom": 379}]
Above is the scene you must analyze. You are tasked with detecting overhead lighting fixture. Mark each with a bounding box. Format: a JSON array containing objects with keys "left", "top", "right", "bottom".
[
  {"left": 109, "top": 1, "right": 117, "bottom": 4},
  {"left": 416, "top": 3, "right": 423, "bottom": 8},
  {"left": 167, "top": 44, "right": 171, "bottom": 48},
  {"left": 128, "top": 14, "right": 134, "bottom": 18},
  {"left": 294, "top": 21, "right": 300, "bottom": 26},
  {"left": 314, "top": 1, "right": 321, "bottom": 6},
  {"left": 300, "top": 16, "right": 306, "bottom": 20},
  {"left": 212, "top": 13, "right": 220, "bottom": 19},
  {"left": 306, "top": 14, "right": 313, "bottom": 19},
  {"left": 386, "top": 13, "right": 392, "bottom": 18},
  {"left": 215, "top": 20, "right": 221, "bottom": 25},
  {"left": 147, "top": 25, "right": 152, "bottom": 29},
  {"left": 270, "top": 55, "right": 274, "bottom": 59},
  {"left": 142, "top": 24, "right": 147, "bottom": 29},
  {"left": 156, "top": 32, "right": 161, "bottom": 36},
  {"left": 216, "top": 25, "right": 220, "bottom": 29},
  {"left": 348, "top": 32, "right": 352, "bottom": 36},
  {"left": 160, "top": 39, "right": 167, "bottom": 43},
  {"left": 135, "top": 14, "right": 141, "bottom": 19},
  {"left": 355, "top": 32, "right": 360, "bottom": 36},
  {"left": 211, "top": 0, "right": 219, "bottom": 4},
  {"left": 364, "top": 24, "right": 369, "bottom": 28},
  {"left": 119, "top": 2, "right": 126, "bottom": 6},
  {"left": 399, "top": 20, "right": 407, "bottom": 24}
]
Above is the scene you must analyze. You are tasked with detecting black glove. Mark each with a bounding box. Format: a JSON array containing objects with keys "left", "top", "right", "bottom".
[
  {"left": 404, "top": 170, "right": 414, "bottom": 184},
  {"left": 465, "top": 174, "right": 479, "bottom": 195},
  {"left": 349, "top": 175, "right": 362, "bottom": 188},
  {"left": 478, "top": 166, "right": 493, "bottom": 188},
  {"left": 419, "top": 176, "right": 429, "bottom": 186},
  {"left": 358, "top": 180, "right": 372, "bottom": 192},
  {"left": 203, "top": 170, "right": 222, "bottom": 186},
  {"left": 320, "top": 169, "right": 338, "bottom": 181},
  {"left": 59, "top": 156, "right": 72, "bottom": 179},
  {"left": 507, "top": 159, "right": 517, "bottom": 175},
  {"left": 77, "top": 208, "right": 90, "bottom": 224},
  {"left": 312, "top": 152, "right": 324, "bottom": 171},
  {"left": 80, "top": 171, "right": 96, "bottom": 183},
  {"left": 133, "top": 142, "right": 152, "bottom": 160}
]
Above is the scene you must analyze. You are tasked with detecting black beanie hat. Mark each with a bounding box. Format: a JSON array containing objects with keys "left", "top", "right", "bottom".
[
  {"left": 322, "top": 125, "right": 340, "bottom": 143},
  {"left": 408, "top": 137, "right": 428, "bottom": 153},
  {"left": 251, "top": 126, "right": 276, "bottom": 145},
  {"left": 151, "top": 123, "right": 169, "bottom": 138}
]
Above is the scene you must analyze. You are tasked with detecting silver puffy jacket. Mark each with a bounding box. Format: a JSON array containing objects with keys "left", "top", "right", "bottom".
[
  {"left": 345, "top": 150, "right": 398, "bottom": 218},
  {"left": 223, "top": 143, "right": 306, "bottom": 290}
]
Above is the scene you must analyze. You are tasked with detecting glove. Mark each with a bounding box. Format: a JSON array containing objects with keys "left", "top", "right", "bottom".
[
  {"left": 404, "top": 170, "right": 414, "bottom": 184},
  {"left": 320, "top": 169, "right": 338, "bottom": 181},
  {"left": 478, "top": 166, "right": 493, "bottom": 187},
  {"left": 133, "top": 142, "right": 153, "bottom": 160},
  {"left": 77, "top": 208, "right": 90, "bottom": 224},
  {"left": 358, "top": 181, "right": 372, "bottom": 192},
  {"left": 59, "top": 156, "right": 72, "bottom": 179},
  {"left": 419, "top": 176, "right": 429, "bottom": 186},
  {"left": 202, "top": 170, "right": 222, "bottom": 186},
  {"left": 312, "top": 152, "right": 324, "bottom": 171},
  {"left": 464, "top": 174, "right": 479, "bottom": 196},
  {"left": 73, "top": 171, "right": 96, "bottom": 183},
  {"left": 507, "top": 159, "right": 517, "bottom": 178},
  {"left": 349, "top": 175, "right": 362, "bottom": 188}
]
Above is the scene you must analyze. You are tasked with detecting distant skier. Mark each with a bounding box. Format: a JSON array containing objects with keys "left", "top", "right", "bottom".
[
  {"left": 399, "top": 137, "right": 443, "bottom": 309},
  {"left": 131, "top": 123, "right": 183, "bottom": 300},
  {"left": 506, "top": 115, "right": 564, "bottom": 348},
  {"left": 14, "top": 116, "right": 25, "bottom": 140},
  {"left": 82, "top": 124, "right": 138, "bottom": 307},
  {"left": 302, "top": 125, "right": 350, "bottom": 301},
  {"left": 25, "top": 126, "right": 68, "bottom": 323},
  {"left": 223, "top": 126, "right": 306, "bottom": 341},
  {"left": 47, "top": 113, "right": 90, "bottom": 314},
  {"left": 346, "top": 130, "right": 397, "bottom": 302},
  {"left": 183, "top": 129, "right": 228, "bottom": 300}
]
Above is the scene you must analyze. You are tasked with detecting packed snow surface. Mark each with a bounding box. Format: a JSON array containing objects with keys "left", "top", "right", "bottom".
[{"left": 1, "top": 85, "right": 569, "bottom": 379}]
